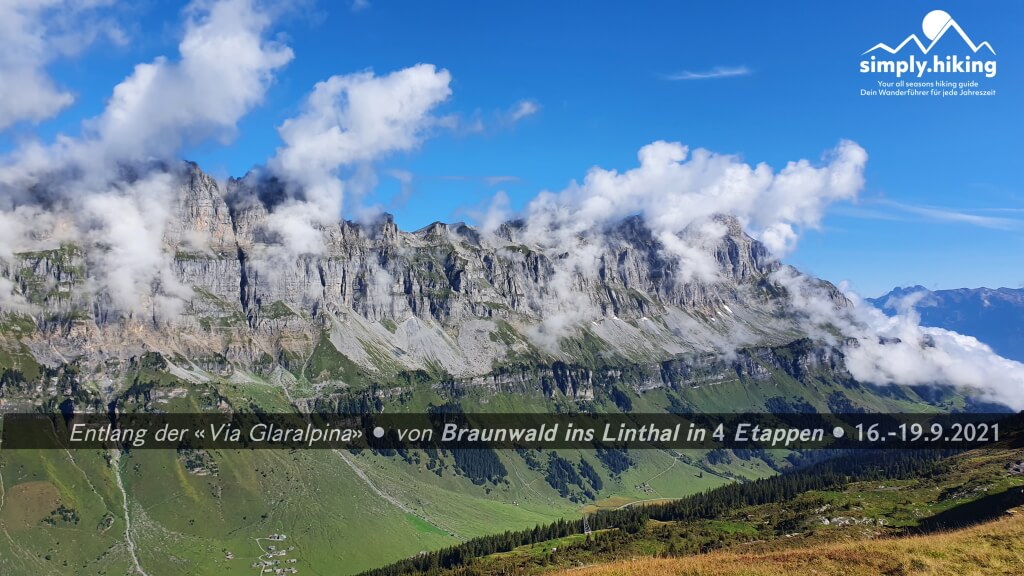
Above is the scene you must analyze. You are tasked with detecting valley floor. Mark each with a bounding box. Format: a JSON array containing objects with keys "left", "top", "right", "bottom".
[{"left": 558, "top": 509, "right": 1024, "bottom": 576}]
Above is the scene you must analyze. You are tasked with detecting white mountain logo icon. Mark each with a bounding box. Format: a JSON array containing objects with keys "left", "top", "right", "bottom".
[{"left": 863, "top": 10, "right": 995, "bottom": 55}]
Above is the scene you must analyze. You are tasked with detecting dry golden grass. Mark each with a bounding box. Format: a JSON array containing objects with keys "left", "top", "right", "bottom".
[{"left": 560, "top": 509, "right": 1024, "bottom": 576}]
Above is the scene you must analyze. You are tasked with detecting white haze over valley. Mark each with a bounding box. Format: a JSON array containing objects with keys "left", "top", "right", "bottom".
[{"left": 0, "top": 0, "right": 1021, "bottom": 408}]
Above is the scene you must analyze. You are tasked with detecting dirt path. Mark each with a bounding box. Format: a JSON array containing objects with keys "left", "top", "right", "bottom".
[
  {"left": 111, "top": 449, "right": 149, "bottom": 576},
  {"left": 332, "top": 449, "right": 415, "bottom": 514},
  {"left": 332, "top": 448, "right": 459, "bottom": 538},
  {"left": 509, "top": 459, "right": 554, "bottom": 505}
]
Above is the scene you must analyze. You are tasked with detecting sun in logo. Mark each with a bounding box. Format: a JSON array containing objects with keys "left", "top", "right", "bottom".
[{"left": 921, "top": 10, "right": 953, "bottom": 42}]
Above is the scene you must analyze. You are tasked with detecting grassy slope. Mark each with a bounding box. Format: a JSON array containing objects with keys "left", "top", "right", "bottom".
[
  {"left": 0, "top": 448, "right": 130, "bottom": 575},
  {"left": 433, "top": 450, "right": 1024, "bottom": 576},
  {"left": 560, "top": 511, "right": 1024, "bottom": 576},
  {"left": 0, "top": 369, "right": 965, "bottom": 576}
]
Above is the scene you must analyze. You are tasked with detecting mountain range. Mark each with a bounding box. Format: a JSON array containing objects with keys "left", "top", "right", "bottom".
[
  {"left": 1, "top": 161, "right": 851, "bottom": 408},
  {"left": 869, "top": 285, "right": 1024, "bottom": 362},
  {"left": 0, "top": 162, "right": 1007, "bottom": 575}
]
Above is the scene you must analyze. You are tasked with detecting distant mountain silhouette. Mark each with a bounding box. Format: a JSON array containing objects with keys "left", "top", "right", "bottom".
[{"left": 869, "top": 286, "right": 1024, "bottom": 361}]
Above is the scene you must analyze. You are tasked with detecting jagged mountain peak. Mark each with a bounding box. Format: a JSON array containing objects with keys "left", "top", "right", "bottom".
[{"left": 166, "top": 162, "right": 770, "bottom": 265}]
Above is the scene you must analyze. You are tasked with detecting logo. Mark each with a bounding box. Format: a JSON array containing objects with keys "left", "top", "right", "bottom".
[
  {"left": 860, "top": 10, "right": 997, "bottom": 80},
  {"left": 864, "top": 10, "right": 994, "bottom": 56}
]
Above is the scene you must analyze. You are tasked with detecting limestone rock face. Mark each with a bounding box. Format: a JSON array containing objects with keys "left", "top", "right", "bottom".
[
  {"left": 165, "top": 162, "right": 239, "bottom": 256},
  {"left": 0, "top": 163, "right": 844, "bottom": 390}
]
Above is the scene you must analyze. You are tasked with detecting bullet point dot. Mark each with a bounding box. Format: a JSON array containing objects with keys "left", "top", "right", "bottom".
[
  {"left": 832, "top": 426, "right": 845, "bottom": 439},
  {"left": 373, "top": 426, "right": 385, "bottom": 439}
]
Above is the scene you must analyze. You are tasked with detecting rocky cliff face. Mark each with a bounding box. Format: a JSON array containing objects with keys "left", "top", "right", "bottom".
[{"left": 0, "top": 162, "right": 846, "bottom": 398}]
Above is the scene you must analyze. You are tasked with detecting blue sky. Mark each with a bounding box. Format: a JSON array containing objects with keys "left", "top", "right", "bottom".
[{"left": 2, "top": 0, "right": 1021, "bottom": 296}]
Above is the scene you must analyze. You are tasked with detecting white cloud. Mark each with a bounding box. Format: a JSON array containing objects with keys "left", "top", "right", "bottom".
[
  {"left": 263, "top": 63, "right": 452, "bottom": 256},
  {"left": 0, "top": 275, "right": 31, "bottom": 313},
  {"left": 513, "top": 139, "right": 867, "bottom": 261},
  {"left": 506, "top": 99, "right": 540, "bottom": 124},
  {"left": 480, "top": 190, "right": 511, "bottom": 236},
  {"left": 80, "top": 173, "right": 193, "bottom": 316},
  {"left": 1, "top": 0, "right": 292, "bottom": 181},
  {"left": 0, "top": 0, "right": 124, "bottom": 130},
  {"left": 449, "top": 99, "right": 540, "bottom": 135},
  {"left": 83, "top": 0, "right": 293, "bottom": 166},
  {"left": 524, "top": 241, "right": 606, "bottom": 352},
  {"left": 271, "top": 64, "right": 451, "bottom": 179},
  {"left": 665, "top": 66, "right": 751, "bottom": 81}
]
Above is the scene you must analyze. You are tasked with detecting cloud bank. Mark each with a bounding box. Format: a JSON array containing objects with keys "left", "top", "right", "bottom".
[
  {"left": 774, "top": 268, "right": 1024, "bottom": 409},
  {"left": 516, "top": 139, "right": 867, "bottom": 262}
]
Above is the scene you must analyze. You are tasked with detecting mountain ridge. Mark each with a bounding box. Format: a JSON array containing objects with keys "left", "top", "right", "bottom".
[{"left": 2, "top": 161, "right": 840, "bottom": 399}]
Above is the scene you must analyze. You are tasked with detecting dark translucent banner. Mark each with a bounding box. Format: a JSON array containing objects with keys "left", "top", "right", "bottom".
[{"left": 2, "top": 412, "right": 1022, "bottom": 450}]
